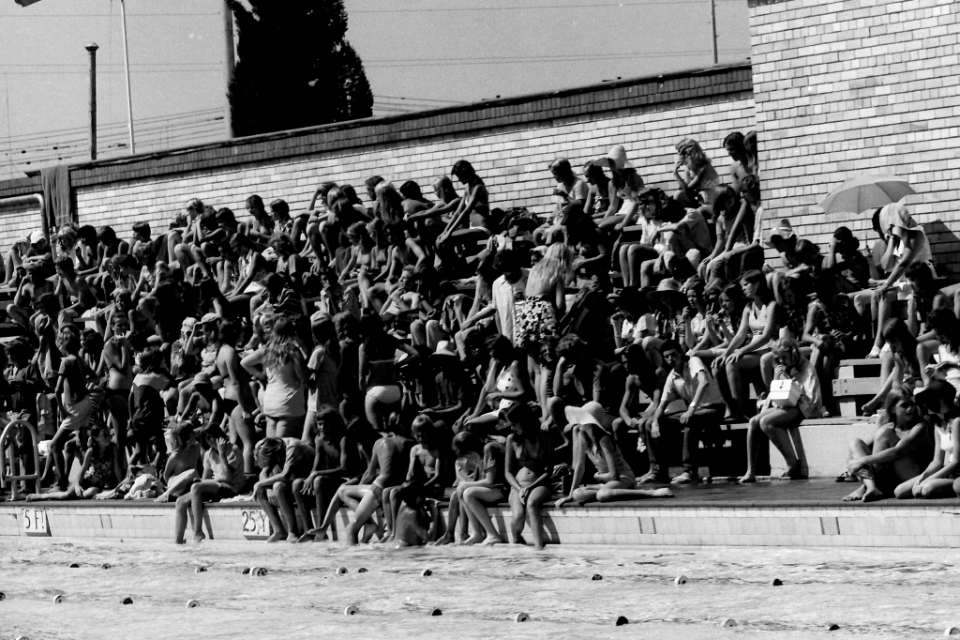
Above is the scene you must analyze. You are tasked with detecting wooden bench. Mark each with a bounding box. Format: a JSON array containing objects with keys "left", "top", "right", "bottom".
[{"left": 832, "top": 358, "right": 882, "bottom": 417}]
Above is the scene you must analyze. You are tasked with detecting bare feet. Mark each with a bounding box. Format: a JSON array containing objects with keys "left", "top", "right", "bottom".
[
  {"left": 266, "top": 531, "right": 286, "bottom": 543},
  {"left": 302, "top": 527, "right": 327, "bottom": 542},
  {"left": 650, "top": 488, "right": 674, "bottom": 498},
  {"left": 286, "top": 533, "right": 299, "bottom": 543},
  {"left": 461, "top": 533, "right": 486, "bottom": 546},
  {"left": 842, "top": 485, "right": 866, "bottom": 502},
  {"left": 154, "top": 493, "right": 172, "bottom": 503},
  {"left": 782, "top": 464, "right": 809, "bottom": 480},
  {"left": 480, "top": 534, "right": 504, "bottom": 546},
  {"left": 432, "top": 533, "right": 454, "bottom": 546},
  {"left": 861, "top": 487, "right": 885, "bottom": 503},
  {"left": 738, "top": 474, "right": 756, "bottom": 484},
  {"left": 174, "top": 537, "right": 185, "bottom": 545},
  {"left": 193, "top": 531, "right": 205, "bottom": 544},
  {"left": 637, "top": 471, "right": 667, "bottom": 485},
  {"left": 510, "top": 535, "right": 527, "bottom": 546}
]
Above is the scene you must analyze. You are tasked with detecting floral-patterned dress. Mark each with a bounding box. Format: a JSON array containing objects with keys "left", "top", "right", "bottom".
[{"left": 515, "top": 292, "right": 558, "bottom": 366}]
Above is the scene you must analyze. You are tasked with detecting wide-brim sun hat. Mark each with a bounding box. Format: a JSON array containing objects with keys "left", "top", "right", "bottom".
[
  {"left": 431, "top": 340, "right": 459, "bottom": 359},
  {"left": 647, "top": 277, "right": 688, "bottom": 309},
  {"left": 593, "top": 144, "right": 633, "bottom": 171},
  {"left": 766, "top": 219, "right": 797, "bottom": 248}
]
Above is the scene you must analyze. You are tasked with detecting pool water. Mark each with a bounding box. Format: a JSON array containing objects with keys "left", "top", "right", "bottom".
[{"left": 1, "top": 538, "right": 957, "bottom": 639}]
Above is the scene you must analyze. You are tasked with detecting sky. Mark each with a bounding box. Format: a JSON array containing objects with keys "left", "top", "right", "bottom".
[{"left": 0, "top": 0, "right": 751, "bottom": 180}]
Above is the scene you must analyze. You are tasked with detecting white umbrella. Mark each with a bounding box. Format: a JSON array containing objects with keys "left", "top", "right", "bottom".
[{"left": 819, "top": 175, "right": 915, "bottom": 215}]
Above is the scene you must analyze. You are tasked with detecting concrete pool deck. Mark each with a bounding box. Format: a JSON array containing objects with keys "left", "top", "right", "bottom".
[{"left": 3, "top": 479, "right": 960, "bottom": 548}]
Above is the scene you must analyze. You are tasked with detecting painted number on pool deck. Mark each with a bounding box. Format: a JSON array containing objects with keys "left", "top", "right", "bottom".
[
  {"left": 241, "top": 509, "right": 271, "bottom": 539},
  {"left": 21, "top": 508, "right": 49, "bottom": 536}
]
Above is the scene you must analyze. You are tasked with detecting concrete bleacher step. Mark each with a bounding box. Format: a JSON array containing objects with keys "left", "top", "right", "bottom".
[{"left": 768, "top": 417, "right": 875, "bottom": 478}]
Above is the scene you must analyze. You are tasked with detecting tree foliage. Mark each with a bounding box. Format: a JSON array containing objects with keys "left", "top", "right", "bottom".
[{"left": 226, "top": 0, "right": 373, "bottom": 137}]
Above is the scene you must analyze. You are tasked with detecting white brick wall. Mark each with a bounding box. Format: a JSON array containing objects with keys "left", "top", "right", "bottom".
[
  {"left": 0, "top": 200, "right": 42, "bottom": 262},
  {"left": 749, "top": 0, "right": 960, "bottom": 273},
  {"left": 73, "top": 96, "right": 756, "bottom": 243}
]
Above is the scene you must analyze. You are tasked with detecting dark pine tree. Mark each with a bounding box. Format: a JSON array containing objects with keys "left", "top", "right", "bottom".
[{"left": 226, "top": 0, "right": 374, "bottom": 137}]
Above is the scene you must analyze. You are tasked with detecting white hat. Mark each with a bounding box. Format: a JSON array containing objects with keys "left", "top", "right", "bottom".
[
  {"left": 431, "top": 340, "right": 458, "bottom": 358},
  {"left": 594, "top": 145, "right": 633, "bottom": 171},
  {"left": 197, "top": 312, "right": 219, "bottom": 326},
  {"left": 29, "top": 230, "right": 45, "bottom": 244}
]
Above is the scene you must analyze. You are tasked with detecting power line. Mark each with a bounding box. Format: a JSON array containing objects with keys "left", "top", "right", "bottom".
[
  {"left": 0, "top": 108, "right": 224, "bottom": 143},
  {"left": 1, "top": 12, "right": 219, "bottom": 18},
  {"left": 0, "top": 62, "right": 219, "bottom": 69},
  {"left": 365, "top": 50, "right": 749, "bottom": 67},
  {"left": 0, "top": 68, "right": 221, "bottom": 76},
  {"left": 0, "top": 124, "right": 227, "bottom": 169},
  {"left": 372, "top": 94, "right": 462, "bottom": 105},
  {"left": 350, "top": 0, "right": 741, "bottom": 13},
  {"left": 0, "top": 118, "right": 226, "bottom": 156}
]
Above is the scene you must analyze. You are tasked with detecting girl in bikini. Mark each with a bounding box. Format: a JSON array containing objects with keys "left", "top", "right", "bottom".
[
  {"left": 462, "top": 335, "right": 532, "bottom": 435},
  {"left": 29, "top": 422, "right": 122, "bottom": 501},
  {"left": 556, "top": 403, "right": 673, "bottom": 506},
  {"left": 843, "top": 390, "right": 934, "bottom": 502},
  {"left": 503, "top": 402, "right": 554, "bottom": 549}
]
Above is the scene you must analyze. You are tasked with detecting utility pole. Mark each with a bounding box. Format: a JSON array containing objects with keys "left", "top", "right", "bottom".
[
  {"left": 85, "top": 43, "right": 98, "bottom": 160},
  {"left": 119, "top": 0, "right": 136, "bottom": 154},
  {"left": 710, "top": 0, "right": 719, "bottom": 64},
  {"left": 222, "top": 0, "right": 236, "bottom": 138}
]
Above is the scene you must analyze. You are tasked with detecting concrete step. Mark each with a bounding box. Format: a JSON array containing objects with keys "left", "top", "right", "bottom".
[{"left": 768, "top": 418, "right": 876, "bottom": 478}]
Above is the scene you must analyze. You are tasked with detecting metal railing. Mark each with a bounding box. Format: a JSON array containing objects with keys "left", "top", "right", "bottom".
[{"left": 0, "top": 418, "right": 41, "bottom": 500}]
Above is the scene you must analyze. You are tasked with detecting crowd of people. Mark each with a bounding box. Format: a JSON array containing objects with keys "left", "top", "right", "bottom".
[{"left": 1, "top": 128, "right": 959, "bottom": 549}]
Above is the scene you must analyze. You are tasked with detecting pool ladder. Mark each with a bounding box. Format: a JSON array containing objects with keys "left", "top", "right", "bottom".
[{"left": 0, "top": 419, "right": 41, "bottom": 500}]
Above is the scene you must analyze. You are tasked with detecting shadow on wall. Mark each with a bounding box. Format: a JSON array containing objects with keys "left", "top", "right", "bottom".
[{"left": 922, "top": 220, "right": 960, "bottom": 278}]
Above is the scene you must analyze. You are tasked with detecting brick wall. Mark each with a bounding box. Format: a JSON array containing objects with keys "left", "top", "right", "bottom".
[
  {"left": 749, "top": 0, "right": 960, "bottom": 274},
  {"left": 0, "top": 195, "right": 43, "bottom": 261},
  {"left": 0, "top": 64, "right": 754, "bottom": 254}
]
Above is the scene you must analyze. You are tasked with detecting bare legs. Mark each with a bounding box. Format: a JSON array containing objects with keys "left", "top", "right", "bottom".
[
  {"left": 173, "top": 480, "right": 221, "bottom": 544},
  {"left": 739, "top": 407, "right": 806, "bottom": 483},
  {"left": 461, "top": 486, "right": 505, "bottom": 545},
  {"left": 508, "top": 485, "right": 551, "bottom": 549},
  {"left": 254, "top": 479, "right": 300, "bottom": 542},
  {"left": 723, "top": 353, "right": 762, "bottom": 420}
]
